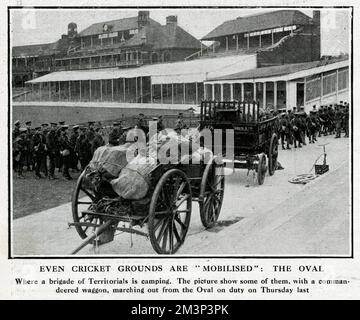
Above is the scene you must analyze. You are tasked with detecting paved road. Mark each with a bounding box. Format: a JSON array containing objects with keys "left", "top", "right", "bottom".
[{"left": 11, "top": 135, "right": 351, "bottom": 256}]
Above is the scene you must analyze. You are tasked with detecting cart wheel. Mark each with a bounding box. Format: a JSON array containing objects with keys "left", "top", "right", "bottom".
[
  {"left": 71, "top": 170, "right": 99, "bottom": 239},
  {"left": 268, "top": 133, "right": 278, "bottom": 176},
  {"left": 199, "top": 156, "right": 225, "bottom": 229},
  {"left": 148, "top": 169, "right": 192, "bottom": 254},
  {"left": 257, "top": 153, "right": 267, "bottom": 185}
]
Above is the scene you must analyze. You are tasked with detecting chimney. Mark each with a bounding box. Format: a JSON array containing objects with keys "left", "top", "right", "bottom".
[
  {"left": 312, "top": 10, "right": 320, "bottom": 34},
  {"left": 138, "top": 11, "right": 150, "bottom": 28},
  {"left": 311, "top": 10, "right": 321, "bottom": 60},
  {"left": 166, "top": 15, "right": 178, "bottom": 27},
  {"left": 67, "top": 22, "right": 77, "bottom": 38}
]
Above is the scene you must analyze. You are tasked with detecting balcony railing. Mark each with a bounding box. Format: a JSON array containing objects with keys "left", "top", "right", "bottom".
[
  {"left": 55, "top": 59, "right": 144, "bottom": 71},
  {"left": 13, "top": 64, "right": 54, "bottom": 73}
]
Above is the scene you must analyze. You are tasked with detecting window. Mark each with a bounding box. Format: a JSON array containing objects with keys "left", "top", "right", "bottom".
[
  {"left": 305, "top": 77, "right": 321, "bottom": 101},
  {"left": 338, "top": 69, "right": 349, "bottom": 91},
  {"left": 323, "top": 72, "right": 337, "bottom": 96}
]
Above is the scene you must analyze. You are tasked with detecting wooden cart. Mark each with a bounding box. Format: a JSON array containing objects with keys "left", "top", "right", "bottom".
[
  {"left": 199, "top": 100, "right": 279, "bottom": 185},
  {"left": 70, "top": 154, "right": 225, "bottom": 255}
]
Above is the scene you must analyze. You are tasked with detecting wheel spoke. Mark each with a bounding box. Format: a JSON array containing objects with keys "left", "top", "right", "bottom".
[
  {"left": 156, "top": 217, "right": 169, "bottom": 242},
  {"left": 80, "top": 187, "right": 96, "bottom": 201},
  {"left": 162, "top": 223, "right": 169, "bottom": 251},
  {"left": 207, "top": 198, "right": 215, "bottom": 222},
  {"left": 172, "top": 178, "right": 181, "bottom": 200},
  {"left": 153, "top": 218, "right": 164, "bottom": 232},
  {"left": 173, "top": 222, "right": 181, "bottom": 242},
  {"left": 176, "top": 182, "right": 186, "bottom": 199},
  {"left": 154, "top": 210, "right": 170, "bottom": 217},
  {"left": 176, "top": 194, "right": 190, "bottom": 208},
  {"left": 77, "top": 201, "right": 93, "bottom": 205},
  {"left": 169, "top": 222, "right": 174, "bottom": 253},
  {"left": 159, "top": 188, "right": 170, "bottom": 209},
  {"left": 176, "top": 209, "right": 191, "bottom": 213},
  {"left": 175, "top": 215, "right": 187, "bottom": 231}
]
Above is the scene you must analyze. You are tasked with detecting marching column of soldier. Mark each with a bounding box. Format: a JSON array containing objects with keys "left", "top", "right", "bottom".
[
  {"left": 12, "top": 111, "right": 179, "bottom": 180},
  {"left": 12, "top": 101, "right": 349, "bottom": 180},
  {"left": 13, "top": 120, "right": 106, "bottom": 180},
  {"left": 276, "top": 101, "right": 349, "bottom": 151}
]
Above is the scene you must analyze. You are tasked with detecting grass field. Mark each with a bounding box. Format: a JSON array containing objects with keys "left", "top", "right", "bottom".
[{"left": 12, "top": 170, "right": 81, "bottom": 219}]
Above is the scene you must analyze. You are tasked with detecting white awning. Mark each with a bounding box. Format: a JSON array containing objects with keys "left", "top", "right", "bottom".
[{"left": 27, "top": 54, "right": 257, "bottom": 85}]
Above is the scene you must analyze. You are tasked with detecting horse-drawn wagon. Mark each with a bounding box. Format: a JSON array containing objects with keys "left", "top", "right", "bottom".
[
  {"left": 199, "top": 100, "right": 279, "bottom": 185},
  {"left": 70, "top": 137, "right": 225, "bottom": 255}
]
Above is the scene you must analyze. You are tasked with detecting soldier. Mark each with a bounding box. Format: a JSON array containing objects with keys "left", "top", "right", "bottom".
[
  {"left": 40, "top": 124, "right": 49, "bottom": 177},
  {"left": 13, "top": 128, "right": 27, "bottom": 178},
  {"left": 33, "top": 126, "right": 47, "bottom": 179},
  {"left": 108, "top": 122, "right": 123, "bottom": 146},
  {"left": 12, "top": 121, "right": 21, "bottom": 173},
  {"left": 343, "top": 103, "right": 349, "bottom": 137},
  {"left": 157, "top": 115, "right": 165, "bottom": 132},
  {"left": 307, "top": 111, "right": 318, "bottom": 143},
  {"left": 299, "top": 107, "right": 307, "bottom": 145},
  {"left": 13, "top": 120, "right": 21, "bottom": 140},
  {"left": 291, "top": 113, "right": 303, "bottom": 148},
  {"left": 175, "top": 112, "right": 188, "bottom": 133},
  {"left": 136, "top": 113, "right": 149, "bottom": 136},
  {"left": 69, "top": 125, "right": 80, "bottom": 172},
  {"left": 279, "top": 112, "right": 291, "bottom": 150},
  {"left": 323, "top": 106, "right": 331, "bottom": 136},
  {"left": 287, "top": 109, "right": 294, "bottom": 121},
  {"left": 317, "top": 108, "right": 325, "bottom": 137},
  {"left": 87, "top": 121, "right": 96, "bottom": 143},
  {"left": 58, "top": 125, "right": 72, "bottom": 180},
  {"left": 54, "top": 126, "right": 62, "bottom": 173},
  {"left": 46, "top": 125, "right": 59, "bottom": 179},
  {"left": 91, "top": 127, "right": 105, "bottom": 155},
  {"left": 76, "top": 126, "right": 92, "bottom": 171},
  {"left": 22, "top": 121, "right": 33, "bottom": 172},
  {"left": 328, "top": 105, "right": 335, "bottom": 135},
  {"left": 334, "top": 105, "right": 343, "bottom": 138}
]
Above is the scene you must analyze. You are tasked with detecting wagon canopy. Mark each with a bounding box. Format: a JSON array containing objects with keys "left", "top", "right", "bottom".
[{"left": 26, "top": 54, "right": 257, "bottom": 85}]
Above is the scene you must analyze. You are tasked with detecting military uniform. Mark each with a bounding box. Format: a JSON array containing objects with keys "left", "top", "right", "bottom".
[
  {"left": 343, "top": 104, "right": 349, "bottom": 137},
  {"left": 291, "top": 114, "right": 303, "bottom": 148},
  {"left": 334, "top": 107, "right": 343, "bottom": 138},
  {"left": 174, "top": 113, "right": 188, "bottom": 132},
  {"left": 136, "top": 115, "right": 149, "bottom": 136},
  {"left": 86, "top": 121, "right": 96, "bottom": 144},
  {"left": 279, "top": 114, "right": 291, "bottom": 150},
  {"left": 33, "top": 128, "right": 47, "bottom": 178},
  {"left": 69, "top": 126, "right": 80, "bottom": 171},
  {"left": 75, "top": 129, "right": 92, "bottom": 170},
  {"left": 328, "top": 106, "right": 335, "bottom": 134},
  {"left": 108, "top": 122, "right": 123, "bottom": 146},
  {"left": 46, "top": 128, "right": 59, "bottom": 179},
  {"left": 307, "top": 111, "right": 318, "bottom": 143},
  {"left": 56, "top": 122, "right": 65, "bottom": 171},
  {"left": 157, "top": 116, "right": 165, "bottom": 132},
  {"left": 24, "top": 121, "right": 34, "bottom": 171},
  {"left": 298, "top": 110, "right": 307, "bottom": 145},
  {"left": 13, "top": 128, "right": 27, "bottom": 177},
  {"left": 58, "top": 127, "right": 72, "bottom": 179},
  {"left": 13, "top": 120, "right": 21, "bottom": 140},
  {"left": 91, "top": 129, "right": 105, "bottom": 155}
]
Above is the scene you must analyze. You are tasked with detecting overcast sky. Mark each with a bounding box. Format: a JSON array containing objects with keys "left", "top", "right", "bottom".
[{"left": 10, "top": 8, "right": 351, "bottom": 56}]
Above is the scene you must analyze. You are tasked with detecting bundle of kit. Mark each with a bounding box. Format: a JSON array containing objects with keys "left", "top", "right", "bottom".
[{"left": 85, "top": 129, "right": 212, "bottom": 200}]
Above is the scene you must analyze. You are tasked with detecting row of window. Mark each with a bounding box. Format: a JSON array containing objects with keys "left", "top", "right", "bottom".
[
  {"left": 305, "top": 69, "right": 349, "bottom": 102},
  {"left": 244, "top": 25, "right": 297, "bottom": 37},
  {"left": 80, "top": 29, "right": 138, "bottom": 48}
]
